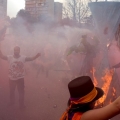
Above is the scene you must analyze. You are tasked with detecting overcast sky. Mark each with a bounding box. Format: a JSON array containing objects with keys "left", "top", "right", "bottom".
[
  {"left": 7, "top": 0, "right": 120, "bottom": 18},
  {"left": 7, "top": 0, "right": 64, "bottom": 18}
]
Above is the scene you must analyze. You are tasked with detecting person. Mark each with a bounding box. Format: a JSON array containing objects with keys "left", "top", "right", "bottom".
[
  {"left": 39, "top": 44, "right": 54, "bottom": 78},
  {"left": 31, "top": 57, "right": 44, "bottom": 78},
  {"left": 110, "top": 63, "right": 120, "bottom": 69},
  {"left": 80, "top": 35, "right": 98, "bottom": 77},
  {"left": 60, "top": 76, "right": 120, "bottom": 120},
  {"left": 0, "top": 44, "right": 41, "bottom": 109}
]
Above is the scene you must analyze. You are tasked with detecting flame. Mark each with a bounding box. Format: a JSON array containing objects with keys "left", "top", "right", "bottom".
[
  {"left": 112, "top": 87, "right": 116, "bottom": 98},
  {"left": 92, "top": 68, "right": 114, "bottom": 107},
  {"left": 90, "top": 67, "right": 114, "bottom": 107},
  {"left": 91, "top": 67, "right": 98, "bottom": 86},
  {"left": 98, "top": 69, "right": 114, "bottom": 104},
  {"left": 112, "top": 87, "right": 116, "bottom": 93}
]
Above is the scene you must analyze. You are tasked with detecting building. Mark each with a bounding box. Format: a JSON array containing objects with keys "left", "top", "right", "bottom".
[
  {"left": 54, "top": 2, "right": 62, "bottom": 21},
  {"left": 25, "top": 0, "right": 62, "bottom": 21},
  {"left": 0, "top": 0, "right": 7, "bottom": 18},
  {"left": 25, "top": 0, "right": 54, "bottom": 18}
]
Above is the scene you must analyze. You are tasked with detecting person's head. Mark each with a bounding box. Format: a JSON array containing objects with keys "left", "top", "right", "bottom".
[
  {"left": 14, "top": 46, "right": 20, "bottom": 56},
  {"left": 81, "top": 35, "right": 87, "bottom": 44},
  {"left": 82, "top": 35, "right": 87, "bottom": 39},
  {"left": 67, "top": 76, "right": 104, "bottom": 112}
]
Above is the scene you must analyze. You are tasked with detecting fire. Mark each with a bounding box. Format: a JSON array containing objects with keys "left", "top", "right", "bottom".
[
  {"left": 112, "top": 87, "right": 116, "bottom": 93},
  {"left": 91, "top": 67, "right": 98, "bottom": 86},
  {"left": 98, "top": 69, "right": 114, "bottom": 105},
  {"left": 112, "top": 87, "right": 116, "bottom": 99},
  {"left": 92, "top": 68, "right": 114, "bottom": 107}
]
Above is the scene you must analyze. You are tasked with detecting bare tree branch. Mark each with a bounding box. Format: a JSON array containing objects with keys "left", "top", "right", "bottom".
[{"left": 63, "top": 0, "right": 92, "bottom": 23}]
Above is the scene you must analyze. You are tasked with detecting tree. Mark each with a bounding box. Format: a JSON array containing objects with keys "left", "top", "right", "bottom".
[{"left": 63, "top": 0, "right": 92, "bottom": 23}]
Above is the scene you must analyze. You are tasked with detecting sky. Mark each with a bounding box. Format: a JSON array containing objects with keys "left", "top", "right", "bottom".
[
  {"left": 7, "top": 0, "right": 120, "bottom": 18},
  {"left": 7, "top": 0, "right": 64, "bottom": 18}
]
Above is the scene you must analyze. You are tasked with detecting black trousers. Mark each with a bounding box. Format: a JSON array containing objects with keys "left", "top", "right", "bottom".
[{"left": 9, "top": 78, "right": 25, "bottom": 106}]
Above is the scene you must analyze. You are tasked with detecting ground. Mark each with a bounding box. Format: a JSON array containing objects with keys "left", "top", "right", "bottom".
[
  {"left": 0, "top": 60, "right": 71, "bottom": 120},
  {"left": 0, "top": 60, "right": 120, "bottom": 120}
]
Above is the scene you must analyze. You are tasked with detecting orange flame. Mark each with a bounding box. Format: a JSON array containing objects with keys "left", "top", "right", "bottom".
[
  {"left": 98, "top": 69, "right": 114, "bottom": 104},
  {"left": 112, "top": 87, "right": 116, "bottom": 97},
  {"left": 92, "top": 68, "right": 114, "bottom": 107},
  {"left": 91, "top": 67, "right": 98, "bottom": 86}
]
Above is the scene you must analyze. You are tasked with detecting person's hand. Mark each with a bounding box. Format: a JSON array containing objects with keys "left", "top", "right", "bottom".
[{"left": 109, "top": 64, "right": 116, "bottom": 69}]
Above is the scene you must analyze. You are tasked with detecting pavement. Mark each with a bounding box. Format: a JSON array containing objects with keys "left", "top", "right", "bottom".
[{"left": 0, "top": 60, "right": 71, "bottom": 120}]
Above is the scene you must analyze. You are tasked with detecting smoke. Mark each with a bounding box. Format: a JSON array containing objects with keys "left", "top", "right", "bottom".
[{"left": 0, "top": 15, "right": 106, "bottom": 120}]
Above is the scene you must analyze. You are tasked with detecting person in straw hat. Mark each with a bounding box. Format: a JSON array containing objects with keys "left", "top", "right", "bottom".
[{"left": 60, "top": 76, "right": 120, "bottom": 120}]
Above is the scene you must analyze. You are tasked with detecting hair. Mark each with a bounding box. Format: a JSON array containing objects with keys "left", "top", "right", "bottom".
[
  {"left": 67, "top": 99, "right": 95, "bottom": 113},
  {"left": 14, "top": 46, "right": 20, "bottom": 50}
]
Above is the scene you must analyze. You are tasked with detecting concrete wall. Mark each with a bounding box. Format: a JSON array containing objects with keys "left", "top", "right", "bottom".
[
  {"left": 25, "top": 0, "right": 63, "bottom": 21},
  {"left": 46, "top": 0, "right": 54, "bottom": 19},
  {"left": 54, "top": 2, "right": 62, "bottom": 21},
  {"left": 0, "top": 0, "right": 7, "bottom": 18},
  {"left": 25, "top": 0, "right": 54, "bottom": 19}
]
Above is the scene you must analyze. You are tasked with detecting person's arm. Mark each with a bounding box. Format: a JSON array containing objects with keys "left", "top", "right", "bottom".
[
  {"left": 81, "top": 96, "right": 120, "bottom": 120},
  {"left": 111, "top": 63, "right": 120, "bottom": 69},
  {"left": 0, "top": 43, "right": 7, "bottom": 60},
  {"left": 25, "top": 53, "right": 41, "bottom": 62}
]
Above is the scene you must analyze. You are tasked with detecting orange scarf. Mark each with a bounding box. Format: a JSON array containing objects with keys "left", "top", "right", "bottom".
[
  {"left": 60, "top": 87, "right": 97, "bottom": 120},
  {"left": 72, "top": 112, "right": 83, "bottom": 120}
]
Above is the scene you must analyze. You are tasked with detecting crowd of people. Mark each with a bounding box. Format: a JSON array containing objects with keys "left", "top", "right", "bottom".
[{"left": 1, "top": 17, "right": 120, "bottom": 120}]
